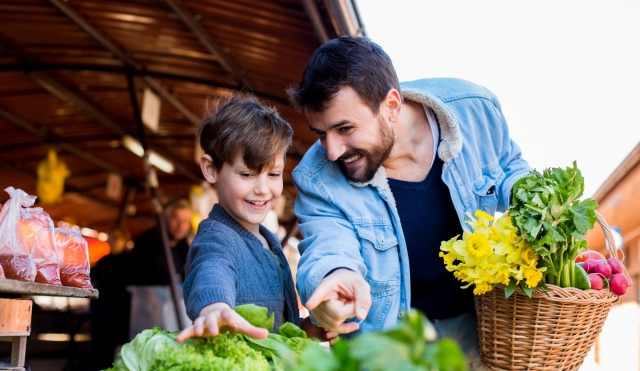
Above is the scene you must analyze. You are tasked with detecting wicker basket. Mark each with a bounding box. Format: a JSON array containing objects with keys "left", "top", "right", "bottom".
[{"left": 477, "top": 211, "right": 621, "bottom": 371}]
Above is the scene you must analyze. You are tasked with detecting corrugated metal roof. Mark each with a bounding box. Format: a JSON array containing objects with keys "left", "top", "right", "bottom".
[{"left": 0, "top": 0, "right": 364, "bottom": 238}]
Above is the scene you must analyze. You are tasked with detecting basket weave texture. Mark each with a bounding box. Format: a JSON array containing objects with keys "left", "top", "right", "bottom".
[{"left": 477, "top": 211, "right": 620, "bottom": 371}]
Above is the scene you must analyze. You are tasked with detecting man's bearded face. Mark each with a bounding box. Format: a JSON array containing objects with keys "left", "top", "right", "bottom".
[{"left": 337, "top": 116, "right": 394, "bottom": 183}]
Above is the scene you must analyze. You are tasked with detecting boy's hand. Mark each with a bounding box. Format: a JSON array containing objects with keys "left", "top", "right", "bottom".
[
  {"left": 176, "top": 302, "right": 269, "bottom": 342},
  {"left": 300, "top": 316, "right": 340, "bottom": 345}
]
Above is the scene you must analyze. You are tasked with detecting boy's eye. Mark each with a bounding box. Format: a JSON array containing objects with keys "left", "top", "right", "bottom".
[
  {"left": 240, "top": 172, "right": 252, "bottom": 178},
  {"left": 269, "top": 173, "right": 281, "bottom": 177}
]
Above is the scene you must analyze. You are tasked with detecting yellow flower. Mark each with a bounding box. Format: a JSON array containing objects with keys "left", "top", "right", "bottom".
[
  {"left": 440, "top": 235, "right": 459, "bottom": 253},
  {"left": 487, "top": 263, "right": 511, "bottom": 285},
  {"left": 507, "top": 243, "right": 527, "bottom": 265},
  {"left": 474, "top": 282, "right": 493, "bottom": 295},
  {"left": 475, "top": 209, "right": 494, "bottom": 222},
  {"left": 490, "top": 215, "right": 518, "bottom": 255},
  {"left": 523, "top": 267, "right": 543, "bottom": 288},
  {"left": 466, "top": 232, "right": 491, "bottom": 258},
  {"left": 439, "top": 251, "right": 457, "bottom": 267},
  {"left": 521, "top": 247, "right": 538, "bottom": 267},
  {"left": 464, "top": 211, "right": 493, "bottom": 236},
  {"left": 452, "top": 235, "right": 477, "bottom": 265},
  {"left": 453, "top": 269, "right": 469, "bottom": 282},
  {"left": 441, "top": 209, "right": 547, "bottom": 296}
]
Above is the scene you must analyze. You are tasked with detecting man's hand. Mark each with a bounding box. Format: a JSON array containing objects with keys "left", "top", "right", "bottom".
[
  {"left": 176, "top": 302, "right": 269, "bottom": 342},
  {"left": 305, "top": 269, "right": 371, "bottom": 334},
  {"left": 300, "top": 316, "right": 340, "bottom": 345}
]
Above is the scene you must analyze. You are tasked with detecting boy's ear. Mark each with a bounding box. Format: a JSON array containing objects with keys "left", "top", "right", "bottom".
[{"left": 200, "top": 154, "right": 217, "bottom": 184}]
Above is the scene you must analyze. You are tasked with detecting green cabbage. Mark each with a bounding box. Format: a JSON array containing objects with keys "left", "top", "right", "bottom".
[
  {"left": 105, "top": 325, "right": 270, "bottom": 371},
  {"left": 106, "top": 305, "right": 467, "bottom": 371}
]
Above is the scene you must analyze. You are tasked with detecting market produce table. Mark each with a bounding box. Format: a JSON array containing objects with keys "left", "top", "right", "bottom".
[{"left": 0, "top": 280, "right": 98, "bottom": 370}]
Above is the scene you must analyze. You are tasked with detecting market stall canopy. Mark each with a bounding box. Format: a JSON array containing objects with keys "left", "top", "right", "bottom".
[{"left": 0, "top": 0, "right": 365, "bottom": 238}]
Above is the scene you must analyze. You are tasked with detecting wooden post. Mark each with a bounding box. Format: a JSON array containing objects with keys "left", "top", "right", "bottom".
[
  {"left": 11, "top": 336, "right": 27, "bottom": 367},
  {"left": 0, "top": 298, "right": 32, "bottom": 368}
]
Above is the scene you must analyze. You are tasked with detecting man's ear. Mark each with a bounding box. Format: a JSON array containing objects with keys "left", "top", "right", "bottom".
[
  {"left": 383, "top": 88, "right": 402, "bottom": 123},
  {"left": 200, "top": 154, "right": 217, "bottom": 184}
]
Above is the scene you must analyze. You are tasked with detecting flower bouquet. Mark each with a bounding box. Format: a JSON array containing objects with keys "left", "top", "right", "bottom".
[
  {"left": 440, "top": 162, "right": 625, "bottom": 371},
  {"left": 439, "top": 210, "right": 545, "bottom": 298}
]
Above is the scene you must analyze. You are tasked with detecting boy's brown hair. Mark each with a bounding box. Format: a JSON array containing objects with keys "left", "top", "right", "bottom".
[{"left": 198, "top": 94, "right": 293, "bottom": 173}]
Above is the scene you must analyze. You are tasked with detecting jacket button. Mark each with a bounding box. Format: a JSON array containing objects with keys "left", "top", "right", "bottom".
[{"left": 398, "top": 310, "right": 406, "bottom": 318}]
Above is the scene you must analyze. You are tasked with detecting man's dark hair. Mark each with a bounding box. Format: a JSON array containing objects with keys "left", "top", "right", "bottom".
[{"left": 287, "top": 36, "right": 401, "bottom": 114}]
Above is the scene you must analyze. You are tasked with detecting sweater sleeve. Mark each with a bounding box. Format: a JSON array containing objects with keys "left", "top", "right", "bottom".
[{"left": 183, "top": 221, "right": 238, "bottom": 320}]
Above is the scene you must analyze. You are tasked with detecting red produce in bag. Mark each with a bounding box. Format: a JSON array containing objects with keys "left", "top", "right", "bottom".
[
  {"left": 55, "top": 227, "right": 93, "bottom": 290},
  {"left": 21, "top": 207, "right": 61, "bottom": 285},
  {"left": 0, "top": 187, "right": 37, "bottom": 282}
]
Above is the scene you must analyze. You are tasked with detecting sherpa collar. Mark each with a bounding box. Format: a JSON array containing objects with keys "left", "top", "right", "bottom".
[{"left": 347, "top": 87, "right": 463, "bottom": 191}]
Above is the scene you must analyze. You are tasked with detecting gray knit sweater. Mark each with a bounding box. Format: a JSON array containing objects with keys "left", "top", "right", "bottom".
[{"left": 183, "top": 204, "right": 300, "bottom": 331}]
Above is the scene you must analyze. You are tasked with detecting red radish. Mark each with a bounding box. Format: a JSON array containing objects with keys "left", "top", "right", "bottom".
[
  {"left": 610, "top": 273, "right": 631, "bottom": 296},
  {"left": 582, "top": 259, "right": 600, "bottom": 273},
  {"left": 589, "top": 274, "right": 604, "bottom": 290},
  {"left": 608, "top": 258, "right": 625, "bottom": 275},
  {"left": 594, "top": 261, "right": 612, "bottom": 278},
  {"left": 575, "top": 250, "right": 606, "bottom": 263}
]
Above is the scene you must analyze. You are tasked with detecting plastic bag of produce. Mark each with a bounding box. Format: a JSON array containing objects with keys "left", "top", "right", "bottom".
[
  {"left": 55, "top": 226, "right": 93, "bottom": 290},
  {"left": 0, "top": 187, "right": 37, "bottom": 282},
  {"left": 21, "top": 207, "right": 61, "bottom": 285}
]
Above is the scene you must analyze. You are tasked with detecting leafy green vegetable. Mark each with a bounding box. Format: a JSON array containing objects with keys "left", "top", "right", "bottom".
[
  {"left": 235, "top": 304, "right": 275, "bottom": 331},
  {"left": 106, "top": 328, "right": 270, "bottom": 371},
  {"left": 107, "top": 305, "right": 467, "bottom": 371},
  {"left": 282, "top": 310, "right": 467, "bottom": 371},
  {"left": 509, "top": 162, "right": 598, "bottom": 288},
  {"left": 149, "top": 334, "right": 270, "bottom": 371},
  {"left": 107, "top": 327, "right": 176, "bottom": 371}
]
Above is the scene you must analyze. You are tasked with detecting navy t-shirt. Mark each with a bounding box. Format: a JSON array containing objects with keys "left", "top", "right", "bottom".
[{"left": 388, "top": 153, "right": 475, "bottom": 319}]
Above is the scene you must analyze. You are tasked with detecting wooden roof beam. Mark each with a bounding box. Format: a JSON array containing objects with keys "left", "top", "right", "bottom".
[
  {"left": 0, "top": 63, "right": 291, "bottom": 106},
  {"left": 164, "top": 0, "right": 252, "bottom": 89},
  {"left": 47, "top": 0, "right": 200, "bottom": 126},
  {"left": 0, "top": 107, "right": 132, "bottom": 179},
  {"left": 301, "top": 0, "right": 330, "bottom": 44},
  {"left": 325, "top": 0, "right": 366, "bottom": 37},
  {"left": 26, "top": 70, "right": 202, "bottom": 183}
]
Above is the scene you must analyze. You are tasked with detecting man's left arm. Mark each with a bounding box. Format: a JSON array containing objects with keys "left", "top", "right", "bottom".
[{"left": 495, "top": 110, "right": 532, "bottom": 211}]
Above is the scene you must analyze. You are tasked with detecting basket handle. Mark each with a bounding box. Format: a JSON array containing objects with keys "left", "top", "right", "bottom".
[{"left": 595, "top": 210, "right": 618, "bottom": 260}]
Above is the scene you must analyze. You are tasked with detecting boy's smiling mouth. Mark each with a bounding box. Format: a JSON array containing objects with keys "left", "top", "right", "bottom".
[{"left": 246, "top": 200, "right": 270, "bottom": 208}]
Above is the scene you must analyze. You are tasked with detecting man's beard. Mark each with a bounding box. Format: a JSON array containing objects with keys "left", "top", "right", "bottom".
[{"left": 337, "top": 117, "right": 394, "bottom": 183}]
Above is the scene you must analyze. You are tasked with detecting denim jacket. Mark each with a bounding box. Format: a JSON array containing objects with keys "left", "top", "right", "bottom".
[{"left": 293, "top": 78, "right": 532, "bottom": 333}]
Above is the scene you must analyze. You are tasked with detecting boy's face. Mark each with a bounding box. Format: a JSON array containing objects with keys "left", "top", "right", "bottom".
[{"left": 208, "top": 151, "right": 285, "bottom": 233}]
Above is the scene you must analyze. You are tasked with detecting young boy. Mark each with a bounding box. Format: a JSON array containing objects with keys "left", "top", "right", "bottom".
[{"left": 176, "top": 94, "right": 300, "bottom": 341}]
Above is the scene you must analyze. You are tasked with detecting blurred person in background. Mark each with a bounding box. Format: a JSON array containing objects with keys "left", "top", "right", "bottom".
[
  {"left": 129, "top": 199, "right": 193, "bottom": 285},
  {"left": 89, "top": 227, "right": 132, "bottom": 370}
]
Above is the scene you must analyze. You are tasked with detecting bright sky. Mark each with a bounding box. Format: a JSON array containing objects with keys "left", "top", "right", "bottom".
[{"left": 355, "top": 0, "right": 640, "bottom": 198}]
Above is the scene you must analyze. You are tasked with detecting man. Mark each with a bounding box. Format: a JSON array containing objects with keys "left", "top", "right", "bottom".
[
  {"left": 130, "top": 198, "right": 193, "bottom": 285},
  {"left": 288, "top": 36, "right": 531, "bottom": 369}
]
